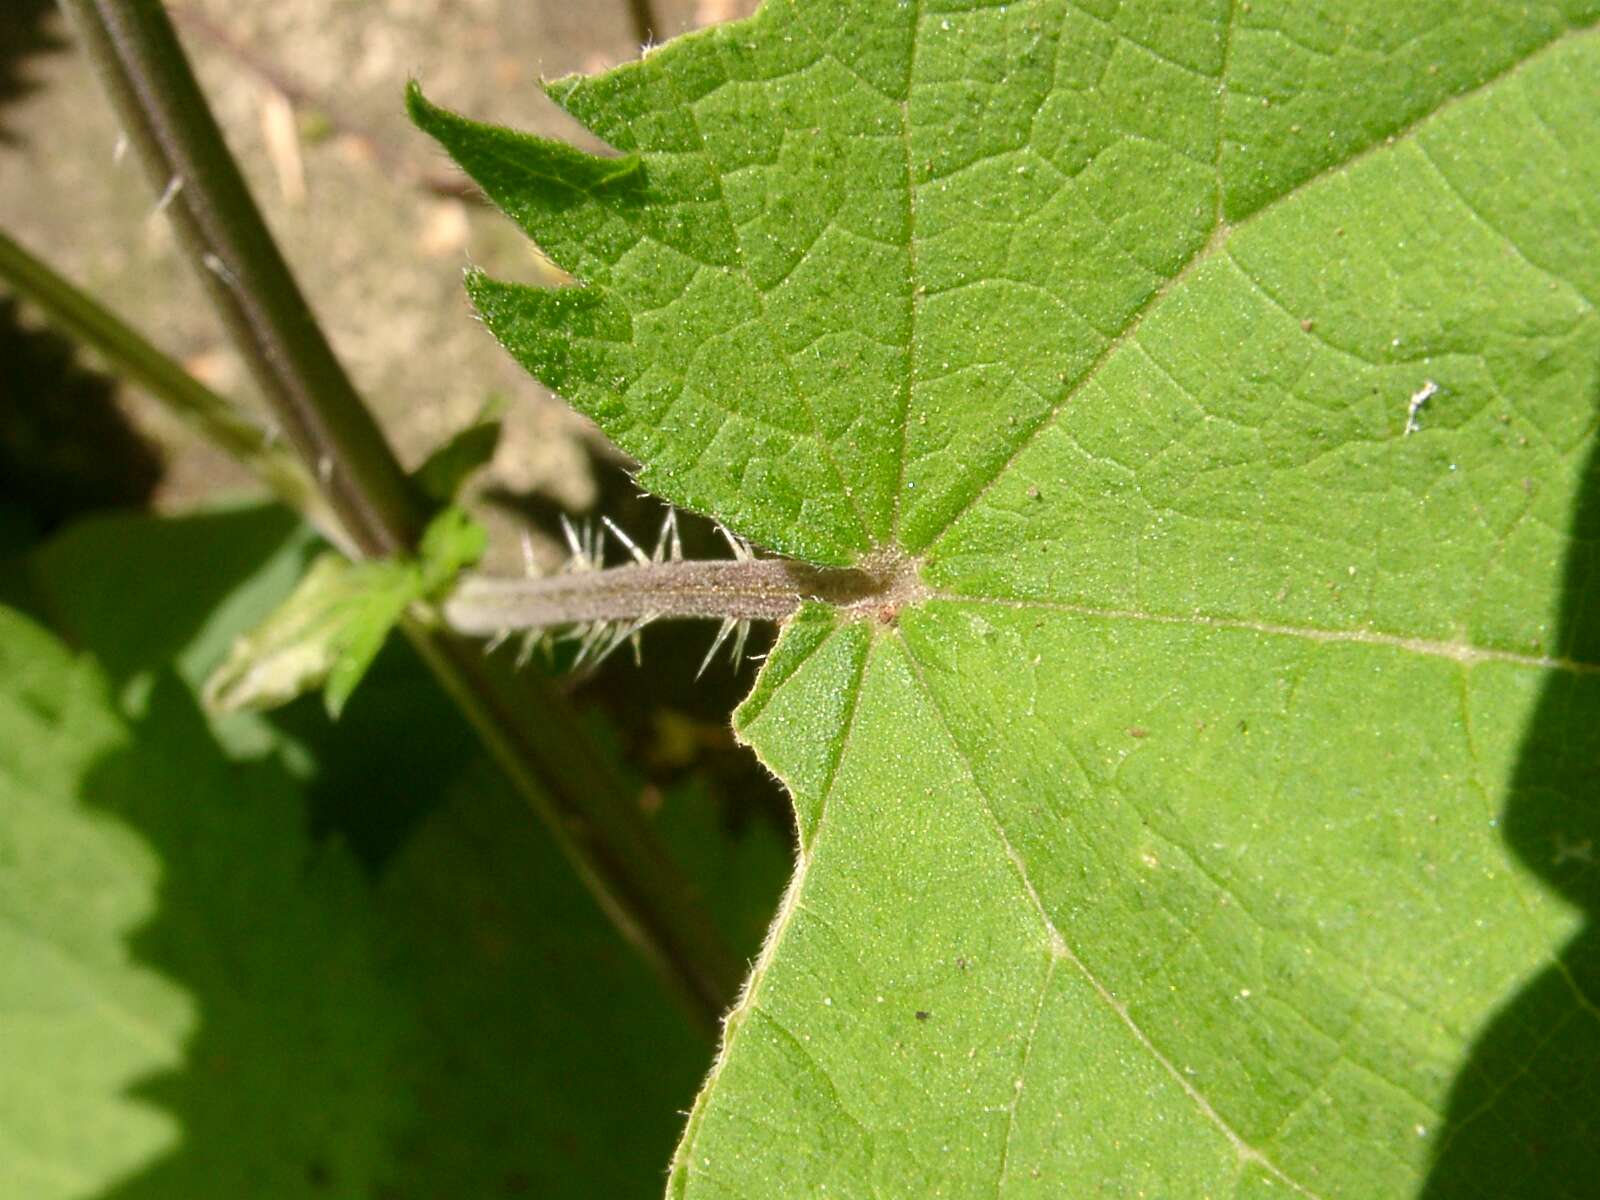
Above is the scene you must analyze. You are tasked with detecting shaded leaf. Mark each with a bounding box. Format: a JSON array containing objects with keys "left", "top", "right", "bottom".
[
  {"left": 320, "top": 560, "right": 419, "bottom": 719},
  {"left": 0, "top": 607, "right": 408, "bottom": 1200},
  {"left": 194, "top": 506, "right": 485, "bottom": 719},
  {"left": 416, "top": 503, "right": 488, "bottom": 596},
  {"left": 377, "top": 761, "right": 774, "bottom": 1198},
  {"left": 202, "top": 552, "right": 384, "bottom": 713},
  {"left": 16, "top": 504, "right": 786, "bottom": 1198}
]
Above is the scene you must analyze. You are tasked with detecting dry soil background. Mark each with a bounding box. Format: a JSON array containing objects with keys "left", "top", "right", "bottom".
[{"left": 2, "top": 0, "right": 760, "bottom": 561}]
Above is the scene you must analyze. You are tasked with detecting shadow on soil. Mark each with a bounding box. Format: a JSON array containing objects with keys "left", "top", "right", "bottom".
[
  {"left": 0, "top": 0, "right": 63, "bottom": 143},
  {"left": 0, "top": 297, "right": 163, "bottom": 532}
]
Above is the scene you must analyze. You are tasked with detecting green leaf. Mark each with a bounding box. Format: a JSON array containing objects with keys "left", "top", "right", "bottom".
[
  {"left": 378, "top": 762, "right": 776, "bottom": 1198},
  {"left": 412, "top": 401, "right": 504, "bottom": 503},
  {"left": 16, "top": 504, "right": 785, "bottom": 1198},
  {"left": 193, "top": 549, "right": 415, "bottom": 721},
  {"left": 0, "top": 607, "right": 409, "bottom": 1199},
  {"left": 415, "top": 503, "right": 488, "bottom": 597},
  {"left": 320, "top": 560, "right": 420, "bottom": 719},
  {"left": 200, "top": 551, "right": 383, "bottom": 713},
  {"left": 195, "top": 506, "right": 485, "bottom": 720},
  {"left": 418, "top": 1, "right": 1600, "bottom": 1194}
]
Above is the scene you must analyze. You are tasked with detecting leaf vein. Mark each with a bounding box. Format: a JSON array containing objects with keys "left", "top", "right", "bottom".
[
  {"left": 896, "top": 635, "right": 1326, "bottom": 1199},
  {"left": 890, "top": 0, "right": 925, "bottom": 541},
  {"left": 936, "top": 596, "right": 1600, "bottom": 676},
  {"left": 922, "top": 21, "right": 1598, "bottom": 552}
]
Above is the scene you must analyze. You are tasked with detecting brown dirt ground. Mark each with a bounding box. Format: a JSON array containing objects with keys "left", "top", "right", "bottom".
[{"left": 2, "top": 0, "right": 760, "bottom": 568}]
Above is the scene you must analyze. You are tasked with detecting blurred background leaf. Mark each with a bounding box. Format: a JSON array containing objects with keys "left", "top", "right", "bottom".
[{"left": 5, "top": 503, "right": 786, "bottom": 1198}]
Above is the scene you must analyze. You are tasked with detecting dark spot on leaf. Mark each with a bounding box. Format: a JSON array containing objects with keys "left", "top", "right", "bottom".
[
  {"left": 306, "top": 1160, "right": 331, "bottom": 1188},
  {"left": 915, "top": 1010, "right": 930, "bottom": 1022},
  {"left": 1127, "top": 726, "right": 1148, "bottom": 739}
]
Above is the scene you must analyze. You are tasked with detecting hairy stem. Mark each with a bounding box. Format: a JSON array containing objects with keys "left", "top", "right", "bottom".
[
  {"left": 447, "top": 557, "right": 885, "bottom": 635},
  {"left": 58, "top": 0, "right": 742, "bottom": 1032},
  {"left": 0, "top": 226, "right": 345, "bottom": 547}
]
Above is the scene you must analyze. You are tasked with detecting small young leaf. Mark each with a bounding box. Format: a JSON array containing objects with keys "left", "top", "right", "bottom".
[
  {"left": 416, "top": 504, "right": 488, "bottom": 598},
  {"left": 412, "top": 400, "right": 504, "bottom": 502},
  {"left": 321, "top": 560, "right": 420, "bottom": 719},
  {"left": 203, "top": 552, "right": 382, "bottom": 714},
  {"left": 203, "top": 507, "right": 485, "bottom": 719}
]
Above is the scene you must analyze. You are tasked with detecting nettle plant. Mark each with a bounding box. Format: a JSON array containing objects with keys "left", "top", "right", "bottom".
[
  {"left": 407, "top": 4, "right": 1600, "bottom": 1192},
  {"left": 5, "top": 0, "right": 1596, "bottom": 1197}
]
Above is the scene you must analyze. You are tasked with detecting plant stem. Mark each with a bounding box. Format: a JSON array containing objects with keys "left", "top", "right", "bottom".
[
  {"left": 0, "top": 226, "right": 346, "bottom": 547},
  {"left": 447, "top": 557, "right": 885, "bottom": 635},
  {"left": 57, "top": 0, "right": 741, "bottom": 1031},
  {"left": 57, "top": 0, "right": 418, "bottom": 556},
  {"left": 165, "top": 3, "right": 479, "bottom": 201}
]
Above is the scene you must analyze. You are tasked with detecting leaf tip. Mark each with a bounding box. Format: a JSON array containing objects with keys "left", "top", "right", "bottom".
[
  {"left": 403, "top": 78, "right": 438, "bottom": 129},
  {"left": 404, "top": 80, "right": 473, "bottom": 149}
]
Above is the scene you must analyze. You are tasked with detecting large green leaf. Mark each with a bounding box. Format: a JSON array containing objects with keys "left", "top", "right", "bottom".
[{"left": 415, "top": 1, "right": 1599, "bottom": 1194}]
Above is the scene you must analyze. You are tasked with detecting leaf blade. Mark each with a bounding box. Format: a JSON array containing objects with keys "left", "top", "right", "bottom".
[{"left": 418, "top": 2, "right": 1600, "bottom": 1194}]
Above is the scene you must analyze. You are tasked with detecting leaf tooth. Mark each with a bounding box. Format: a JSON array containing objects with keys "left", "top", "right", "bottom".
[{"left": 407, "top": 86, "right": 643, "bottom": 280}]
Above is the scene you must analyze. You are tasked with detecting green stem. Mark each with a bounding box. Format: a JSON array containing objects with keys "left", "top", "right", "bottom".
[
  {"left": 56, "top": 0, "right": 741, "bottom": 1031},
  {"left": 0, "top": 227, "right": 345, "bottom": 547}
]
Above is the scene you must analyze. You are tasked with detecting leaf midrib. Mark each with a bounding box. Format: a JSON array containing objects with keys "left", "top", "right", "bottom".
[
  {"left": 921, "top": 595, "right": 1600, "bottom": 676},
  {"left": 890, "top": 0, "right": 924, "bottom": 543}
]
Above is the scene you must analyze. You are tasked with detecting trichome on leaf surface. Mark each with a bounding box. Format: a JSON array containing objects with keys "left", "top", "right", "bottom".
[{"left": 410, "top": 0, "right": 1600, "bottom": 1195}]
